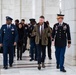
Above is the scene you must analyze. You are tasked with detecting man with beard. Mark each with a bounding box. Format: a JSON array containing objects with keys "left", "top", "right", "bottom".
[{"left": 33, "top": 16, "right": 51, "bottom": 70}]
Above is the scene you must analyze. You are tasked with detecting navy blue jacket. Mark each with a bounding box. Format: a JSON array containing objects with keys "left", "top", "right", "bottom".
[{"left": 0, "top": 24, "right": 18, "bottom": 46}]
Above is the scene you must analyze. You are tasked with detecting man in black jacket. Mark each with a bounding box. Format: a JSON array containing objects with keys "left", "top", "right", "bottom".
[
  {"left": 46, "top": 21, "right": 52, "bottom": 60},
  {"left": 52, "top": 14, "right": 71, "bottom": 72},
  {"left": 28, "top": 19, "right": 37, "bottom": 61},
  {"left": 21, "top": 19, "right": 28, "bottom": 53},
  {"left": 14, "top": 19, "right": 19, "bottom": 57}
]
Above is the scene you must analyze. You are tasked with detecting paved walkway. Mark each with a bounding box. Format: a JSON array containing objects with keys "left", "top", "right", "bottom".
[{"left": 0, "top": 50, "right": 76, "bottom": 75}]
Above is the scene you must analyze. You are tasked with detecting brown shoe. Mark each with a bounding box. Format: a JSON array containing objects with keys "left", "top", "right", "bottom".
[{"left": 42, "top": 63, "right": 45, "bottom": 68}]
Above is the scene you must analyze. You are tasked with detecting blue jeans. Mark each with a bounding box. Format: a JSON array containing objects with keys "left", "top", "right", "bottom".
[
  {"left": 55, "top": 47, "right": 66, "bottom": 70},
  {"left": 30, "top": 39, "right": 37, "bottom": 60}
]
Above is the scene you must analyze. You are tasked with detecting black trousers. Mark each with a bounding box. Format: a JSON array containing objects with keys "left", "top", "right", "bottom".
[
  {"left": 23, "top": 37, "right": 27, "bottom": 53},
  {"left": 14, "top": 46, "right": 16, "bottom": 56},
  {"left": 47, "top": 38, "right": 52, "bottom": 59},
  {"left": 17, "top": 45, "right": 23, "bottom": 59},
  {"left": 36, "top": 40, "right": 46, "bottom": 64}
]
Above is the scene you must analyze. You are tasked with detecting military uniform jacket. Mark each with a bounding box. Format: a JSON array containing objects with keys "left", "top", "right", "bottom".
[
  {"left": 52, "top": 22, "right": 71, "bottom": 47},
  {"left": 0, "top": 24, "right": 18, "bottom": 46}
]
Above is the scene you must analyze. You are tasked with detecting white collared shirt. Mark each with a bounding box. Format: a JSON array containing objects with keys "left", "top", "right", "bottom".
[
  {"left": 41, "top": 23, "right": 44, "bottom": 30},
  {"left": 59, "top": 22, "right": 63, "bottom": 26},
  {"left": 40, "top": 25, "right": 42, "bottom": 35},
  {"left": 39, "top": 23, "right": 44, "bottom": 35},
  {"left": 7, "top": 24, "right": 11, "bottom": 28}
]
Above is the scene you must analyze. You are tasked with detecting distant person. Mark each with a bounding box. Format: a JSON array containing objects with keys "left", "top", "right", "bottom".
[
  {"left": 28, "top": 19, "right": 37, "bottom": 61},
  {"left": 46, "top": 21, "right": 52, "bottom": 60},
  {"left": 17, "top": 23, "right": 24, "bottom": 60},
  {"left": 15, "top": 19, "right": 19, "bottom": 28},
  {"left": 14, "top": 19, "right": 19, "bottom": 57},
  {"left": 21, "top": 19, "right": 28, "bottom": 53}
]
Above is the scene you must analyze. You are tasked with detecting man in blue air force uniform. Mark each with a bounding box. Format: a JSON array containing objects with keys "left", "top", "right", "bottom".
[
  {"left": 0, "top": 16, "right": 18, "bottom": 69},
  {"left": 52, "top": 14, "right": 71, "bottom": 72}
]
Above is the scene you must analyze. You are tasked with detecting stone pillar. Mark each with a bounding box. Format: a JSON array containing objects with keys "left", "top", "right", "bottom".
[
  {"left": 35, "top": 0, "right": 60, "bottom": 24},
  {"left": 32, "top": 0, "right": 35, "bottom": 18},
  {"left": 62, "top": 0, "right": 76, "bottom": 65},
  {"left": 1, "top": 0, "right": 15, "bottom": 24},
  {"left": 35, "top": 0, "right": 43, "bottom": 22},
  {"left": 44, "top": 0, "right": 59, "bottom": 28},
  {"left": 21, "top": 0, "right": 32, "bottom": 23},
  {"left": 0, "top": 0, "right": 21, "bottom": 25},
  {"left": 14, "top": 0, "right": 21, "bottom": 20},
  {"left": 0, "top": 0, "right": 2, "bottom": 28}
]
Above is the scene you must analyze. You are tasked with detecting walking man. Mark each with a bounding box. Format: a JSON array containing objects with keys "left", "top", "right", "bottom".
[
  {"left": 0, "top": 16, "right": 18, "bottom": 69},
  {"left": 52, "top": 14, "right": 71, "bottom": 72}
]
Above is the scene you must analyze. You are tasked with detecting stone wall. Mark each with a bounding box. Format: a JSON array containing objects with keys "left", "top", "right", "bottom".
[
  {"left": 62, "top": 0, "right": 76, "bottom": 65},
  {"left": 0, "top": 0, "right": 2, "bottom": 28},
  {"left": 44, "top": 0, "right": 59, "bottom": 28},
  {"left": 14, "top": 0, "right": 21, "bottom": 21},
  {"left": 0, "top": 0, "right": 21, "bottom": 26},
  {"left": 0, "top": 0, "right": 60, "bottom": 27},
  {"left": 1, "top": 0, "right": 15, "bottom": 24}
]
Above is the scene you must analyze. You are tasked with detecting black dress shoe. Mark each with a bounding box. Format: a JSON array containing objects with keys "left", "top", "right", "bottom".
[
  {"left": 34, "top": 58, "right": 37, "bottom": 61},
  {"left": 38, "top": 66, "right": 41, "bottom": 70},
  {"left": 3, "top": 66, "right": 8, "bottom": 69},
  {"left": 30, "top": 59, "right": 34, "bottom": 61},
  {"left": 14, "top": 54, "right": 16, "bottom": 57},
  {"left": 17, "top": 58, "right": 19, "bottom": 60},
  {"left": 49, "top": 58, "right": 52, "bottom": 60},
  {"left": 20, "top": 58, "right": 22, "bottom": 60},
  {"left": 56, "top": 65, "right": 60, "bottom": 69},
  {"left": 60, "top": 69, "right": 66, "bottom": 72},
  {"left": 9, "top": 64, "right": 12, "bottom": 67}
]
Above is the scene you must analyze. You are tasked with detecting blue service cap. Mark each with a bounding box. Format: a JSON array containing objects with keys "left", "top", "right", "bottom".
[
  {"left": 6, "top": 16, "right": 13, "bottom": 20},
  {"left": 29, "top": 18, "right": 35, "bottom": 22}
]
